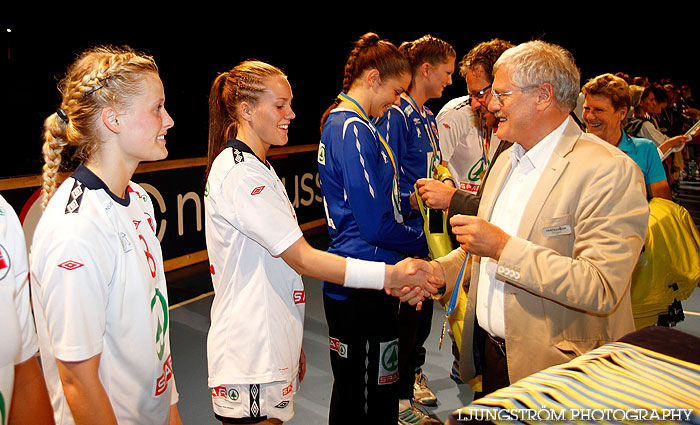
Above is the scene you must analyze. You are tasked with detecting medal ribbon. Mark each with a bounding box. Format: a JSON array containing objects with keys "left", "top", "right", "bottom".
[
  {"left": 439, "top": 253, "right": 470, "bottom": 350},
  {"left": 337, "top": 92, "right": 402, "bottom": 217},
  {"left": 403, "top": 92, "right": 442, "bottom": 177}
]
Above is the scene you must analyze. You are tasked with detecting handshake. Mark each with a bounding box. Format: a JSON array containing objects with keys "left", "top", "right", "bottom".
[{"left": 384, "top": 258, "right": 445, "bottom": 305}]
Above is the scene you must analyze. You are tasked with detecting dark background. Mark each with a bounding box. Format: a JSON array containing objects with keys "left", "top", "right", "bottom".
[{"left": 3, "top": 12, "right": 699, "bottom": 179}]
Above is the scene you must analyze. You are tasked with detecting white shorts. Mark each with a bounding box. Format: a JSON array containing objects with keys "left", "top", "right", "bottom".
[{"left": 210, "top": 379, "right": 297, "bottom": 423}]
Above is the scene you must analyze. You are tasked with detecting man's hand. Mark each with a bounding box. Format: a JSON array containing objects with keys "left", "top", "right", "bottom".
[
  {"left": 415, "top": 178, "right": 457, "bottom": 210},
  {"left": 450, "top": 214, "right": 511, "bottom": 259}
]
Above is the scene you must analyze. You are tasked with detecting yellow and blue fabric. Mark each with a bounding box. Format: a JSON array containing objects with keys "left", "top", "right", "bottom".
[
  {"left": 630, "top": 197, "right": 700, "bottom": 329},
  {"left": 451, "top": 335, "right": 700, "bottom": 425}
]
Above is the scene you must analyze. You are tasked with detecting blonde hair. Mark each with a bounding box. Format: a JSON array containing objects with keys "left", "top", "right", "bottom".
[
  {"left": 41, "top": 45, "right": 159, "bottom": 209},
  {"left": 206, "top": 60, "right": 286, "bottom": 178}
]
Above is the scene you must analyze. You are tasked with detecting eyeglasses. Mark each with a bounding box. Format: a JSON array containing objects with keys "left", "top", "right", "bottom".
[
  {"left": 491, "top": 85, "right": 538, "bottom": 106},
  {"left": 469, "top": 84, "right": 491, "bottom": 102}
]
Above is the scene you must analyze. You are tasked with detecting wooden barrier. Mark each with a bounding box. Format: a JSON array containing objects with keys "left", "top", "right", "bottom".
[{"left": 0, "top": 144, "right": 326, "bottom": 272}]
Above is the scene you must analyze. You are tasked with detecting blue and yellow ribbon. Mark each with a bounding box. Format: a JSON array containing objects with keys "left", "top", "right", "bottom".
[{"left": 337, "top": 92, "right": 402, "bottom": 218}]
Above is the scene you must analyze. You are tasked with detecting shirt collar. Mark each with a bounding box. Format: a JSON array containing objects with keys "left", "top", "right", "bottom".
[
  {"left": 510, "top": 116, "right": 569, "bottom": 172},
  {"left": 225, "top": 139, "right": 269, "bottom": 169},
  {"left": 71, "top": 163, "right": 130, "bottom": 206},
  {"left": 617, "top": 130, "right": 635, "bottom": 154}
]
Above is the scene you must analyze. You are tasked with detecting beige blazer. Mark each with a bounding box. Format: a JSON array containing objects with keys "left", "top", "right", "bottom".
[{"left": 436, "top": 118, "right": 650, "bottom": 384}]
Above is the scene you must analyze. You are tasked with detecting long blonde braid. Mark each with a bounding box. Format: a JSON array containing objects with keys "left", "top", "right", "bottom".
[{"left": 41, "top": 46, "right": 158, "bottom": 209}]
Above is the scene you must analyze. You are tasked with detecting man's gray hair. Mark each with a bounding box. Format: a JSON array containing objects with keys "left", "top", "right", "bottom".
[{"left": 494, "top": 40, "right": 581, "bottom": 112}]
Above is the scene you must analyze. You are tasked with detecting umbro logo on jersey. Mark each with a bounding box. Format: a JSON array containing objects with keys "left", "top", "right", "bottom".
[
  {"left": 442, "top": 123, "right": 451, "bottom": 129},
  {"left": 251, "top": 186, "right": 265, "bottom": 196},
  {"left": 58, "top": 260, "right": 84, "bottom": 271},
  {"left": 274, "top": 401, "right": 289, "bottom": 408}
]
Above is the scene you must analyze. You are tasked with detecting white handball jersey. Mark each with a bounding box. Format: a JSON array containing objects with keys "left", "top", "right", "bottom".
[
  {"left": 205, "top": 140, "right": 304, "bottom": 386},
  {"left": 30, "top": 165, "right": 177, "bottom": 425},
  {"left": 0, "top": 195, "right": 39, "bottom": 425},
  {"left": 436, "top": 96, "right": 501, "bottom": 194},
  {"left": 0, "top": 287, "right": 21, "bottom": 425}
]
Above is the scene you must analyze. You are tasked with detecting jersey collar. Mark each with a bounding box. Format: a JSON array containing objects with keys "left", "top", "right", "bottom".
[
  {"left": 225, "top": 139, "right": 270, "bottom": 169},
  {"left": 71, "top": 163, "right": 131, "bottom": 207}
]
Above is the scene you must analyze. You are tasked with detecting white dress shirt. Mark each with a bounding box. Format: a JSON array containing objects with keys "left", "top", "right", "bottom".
[{"left": 476, "top": 118, "right": 569, "bottom": 339}]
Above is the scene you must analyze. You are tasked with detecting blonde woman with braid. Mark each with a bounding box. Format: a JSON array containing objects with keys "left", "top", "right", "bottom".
[
  {"left": 30, "top": 45, "right": 182, "bottom": 425},
  {"left": 204, "top": 60, "right": 440, "bottom": 425}
]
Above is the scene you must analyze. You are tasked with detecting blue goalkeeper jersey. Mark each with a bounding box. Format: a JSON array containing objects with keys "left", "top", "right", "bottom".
[
  {"left": 375, "top": 93, "right": 442, "bottom": 228},
  {"left": 318, "top": 102, "right": 428, "bottom": 299}
]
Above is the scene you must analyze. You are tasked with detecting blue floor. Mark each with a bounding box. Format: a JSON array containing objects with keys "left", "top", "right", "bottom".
[{"left": 166, "top": 235, "right": 700, "bottom": 424}]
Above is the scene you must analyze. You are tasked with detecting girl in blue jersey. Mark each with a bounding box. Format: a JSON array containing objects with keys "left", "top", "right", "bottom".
[
  {"left": 374, "top": 35, "right": 456, "bottom": 422},
  {"left": 317, "top": 32, "right": 431, "bottom": 424}
]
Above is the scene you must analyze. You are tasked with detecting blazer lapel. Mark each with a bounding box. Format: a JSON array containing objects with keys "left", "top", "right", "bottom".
[{"left": 516, "top": 119, "right": 579, "bottom": 239}]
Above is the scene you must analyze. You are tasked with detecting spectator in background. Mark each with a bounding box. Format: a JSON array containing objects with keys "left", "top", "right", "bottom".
[
  {"left": 626, "top": 84, "right": 694, "bottom": 160},
  {"left": 681, "top": 84, "right": 698, "bottom": 112},
  {"left": 659, "top": 83, "right": 685, "bottom": 136},
  {"left": 582, "top": 73, "right": 672, "bottom": 200}
]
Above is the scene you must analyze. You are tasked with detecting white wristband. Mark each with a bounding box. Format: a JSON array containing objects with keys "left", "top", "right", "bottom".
[{"left": 344, "top": 257, "right": 385, "bottom": 290}]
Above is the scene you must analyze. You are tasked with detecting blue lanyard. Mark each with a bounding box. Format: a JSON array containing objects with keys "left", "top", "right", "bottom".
[{"left": 446, "top": 253, "right": 470, "bottom": 316}]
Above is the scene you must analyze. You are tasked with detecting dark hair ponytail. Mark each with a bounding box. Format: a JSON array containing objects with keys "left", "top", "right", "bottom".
[{"left": 320, "top": 32, "right": 410, "bottom": 133}]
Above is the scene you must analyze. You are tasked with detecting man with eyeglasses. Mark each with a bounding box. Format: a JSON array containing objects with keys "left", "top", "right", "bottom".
[
  {"left": 413, "top": 39, "right": 513, "bottom": 386},
  {"left": 427, "top": 40, "right": 649, "bottom": 397},
  {"left": 417, "top": 39, "right": 514, "bottom": 216}
]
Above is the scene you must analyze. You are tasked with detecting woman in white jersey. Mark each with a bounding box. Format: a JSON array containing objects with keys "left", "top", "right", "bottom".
[
  {"left": 0, "top": 195, "right": 54, "bottom": 424},
  {"left": 204, "top": 60, "right": 440, "bottom": 425},
  {"left": 31, "top": 45, "right": 182, "bottom": 425}
]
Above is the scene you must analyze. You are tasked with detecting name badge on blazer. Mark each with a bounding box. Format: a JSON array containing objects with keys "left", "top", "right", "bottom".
[{"left": 542, "top": 224, "right": 572, "bottom": 237}]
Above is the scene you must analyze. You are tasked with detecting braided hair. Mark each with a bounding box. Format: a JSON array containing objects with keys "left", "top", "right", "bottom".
[
  {"left": 320, "top": 32, "right": 410, "bottom": 132},
  {"left": 41, "top": 45, "right": 159, "bottom": 209},
  {"left": 399, "top": 34, "right": 455, "bottom": 88},
  {"left": 205, "top": 60, "right": 286, "bottom": 179}
]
